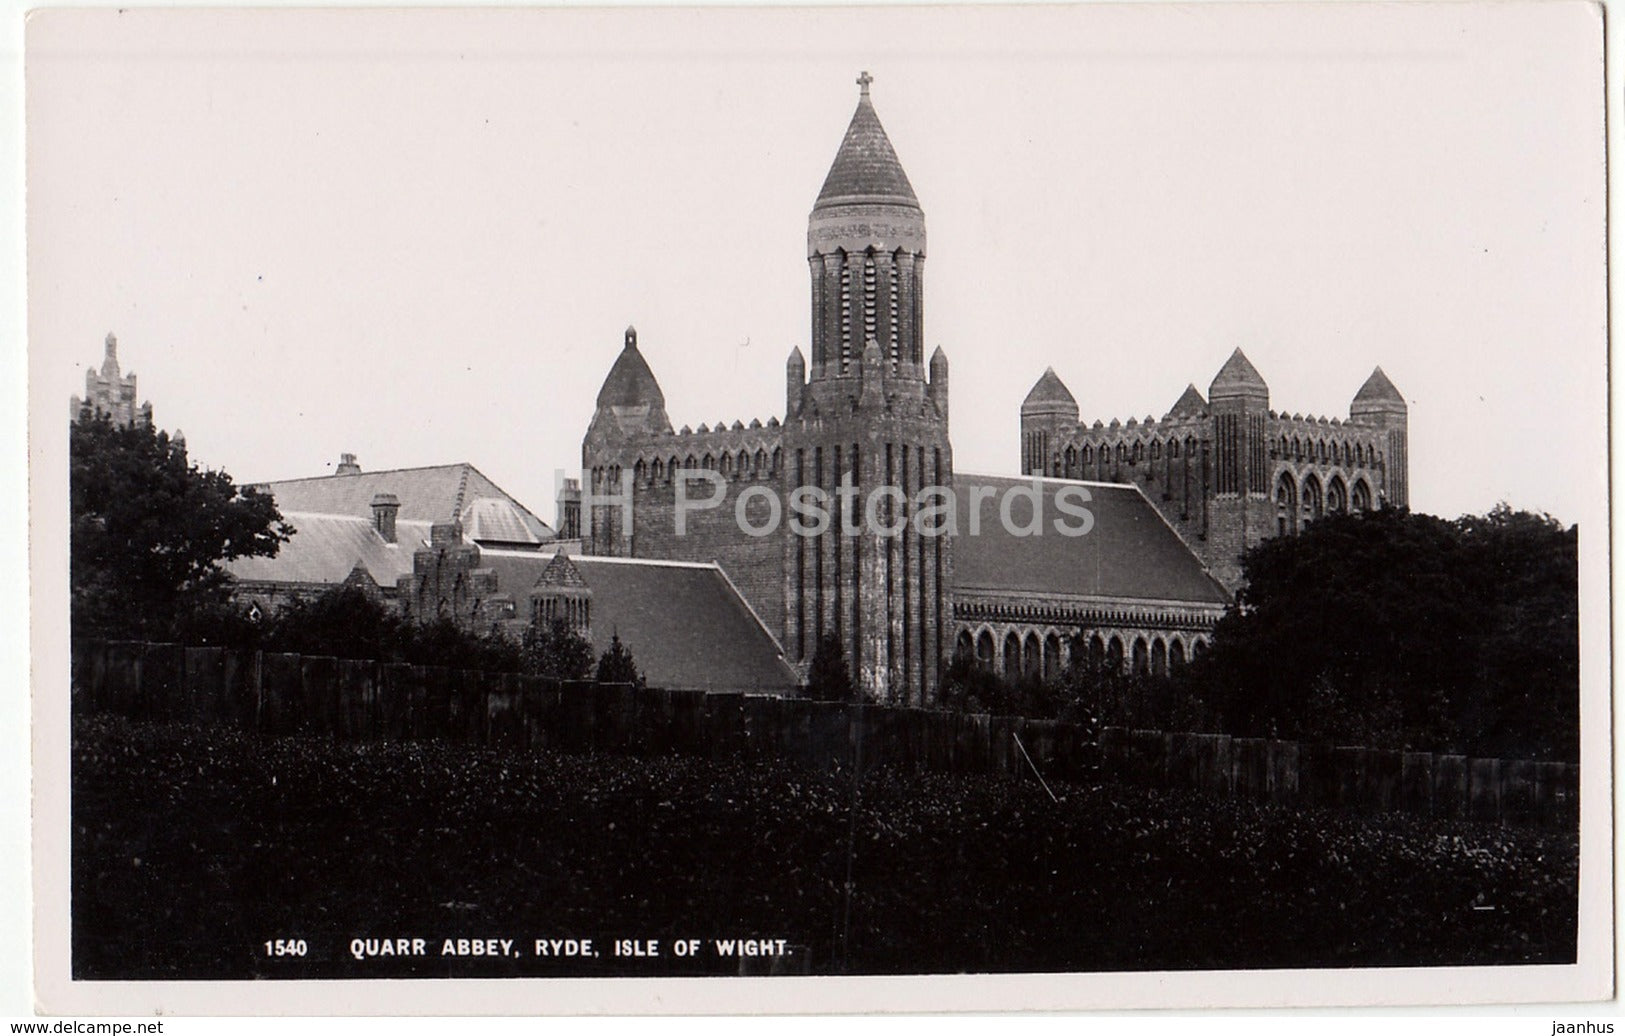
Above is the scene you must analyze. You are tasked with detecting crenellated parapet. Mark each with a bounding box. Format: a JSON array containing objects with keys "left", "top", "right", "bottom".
[
  {"left": 587, "top": 417, "right": 787, "bottom": 488},
  {"left": 1019, "top": 350, "right": 1409, "bottom": 591}
]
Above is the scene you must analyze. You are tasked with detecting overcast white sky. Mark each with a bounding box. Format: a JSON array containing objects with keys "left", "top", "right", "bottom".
[{"left": 26, "top": 2, "right": 1606, "bottom": 527}]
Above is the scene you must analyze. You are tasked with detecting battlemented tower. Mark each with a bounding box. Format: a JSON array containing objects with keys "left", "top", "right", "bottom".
[
  {"left": 783, "top": 72, "right": 952, "bottom": 704},
  {"left": 1019, "top": 350, "right": 1407, "bottom": 591},
  {"left": 71, "top": 333, "right": 153, "bottom": 429}
]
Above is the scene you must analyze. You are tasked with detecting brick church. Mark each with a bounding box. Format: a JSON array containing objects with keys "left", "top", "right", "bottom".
[
  {"left": 574, "top": 73, "right": 1408, "bottom": 704},
  {"left": 86, "top": 75, "right": 1407, "bottom": 703}
]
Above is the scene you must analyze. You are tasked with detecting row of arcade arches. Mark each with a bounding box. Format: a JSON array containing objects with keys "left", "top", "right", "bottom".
[
  {"left": 954, "top": 625, "right": 1211, "bottom": 683},
  {"left": 1275, "top": 470, "right": 1374, "bottom": 535}
]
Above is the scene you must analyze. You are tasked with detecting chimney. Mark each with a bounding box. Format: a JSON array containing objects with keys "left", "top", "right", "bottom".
[
  {"left": 429, "top": 520, "right": 463, "bottom": 548},
  {"left": 557, "top": 477, "right": 582, "bottom": 540},
  {"left": 371, "top": 492, "right": 400, "bottom": 543},
  {"left": 336, "top": 452, "right": 361, "bottom": 476}
]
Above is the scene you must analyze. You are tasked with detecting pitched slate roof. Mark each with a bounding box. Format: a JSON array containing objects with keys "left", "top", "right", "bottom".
[
  {"left": 226, "top": 513, "right": 433, "bottom": 588},
  {"left": 814, "top": 80, "right": 920, "bottom": 210},
  {"left": 255, "top": 463, "right": 554, "bottom": 544},
  {"left": 952, "top": 474, "right": 1230, "bottom": 607},
  {"left": 480, "top": 551, "right": 800, "bottom": 693}
]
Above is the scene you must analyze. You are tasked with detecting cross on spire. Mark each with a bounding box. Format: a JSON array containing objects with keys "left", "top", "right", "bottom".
[{"left": 857, "top": 70, "right": 873, "bottom": 96}]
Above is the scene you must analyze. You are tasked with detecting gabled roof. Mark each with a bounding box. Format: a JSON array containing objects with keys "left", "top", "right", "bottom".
[
  {"left": 1351, "top": 366, "right": 1405, "bottom": 410},
  {"left": 1021, "top": 367, "right": 1078, "bottom": 415},
  {"left": 1208, "top": 348, "right": 1269, "bottom": 399},
  {"left": 226, "top": 513, "right": 432, "bottom": 588},
  {"left": 814, "top": 78, "right": 919, "bottom": 210},
  {"left": 1167, "top": 383, "right": 1207, "bottom": 419},
  {"left": 952, "top": 474, "right": 1230, "bottom": 607},
  {"left": 255, "top": 463, "right": 554, "bottom": 545},
  {"left": 480, "top": 551, "right": 800, "bottom": 693}
]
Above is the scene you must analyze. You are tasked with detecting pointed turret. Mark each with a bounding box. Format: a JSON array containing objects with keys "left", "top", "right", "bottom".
[
  {"left": 786, "top": 345, "right": 806, "bottom": 416},
  {"left": 1166, "top": 383, "right": 1207, "bottom": 419},
  {"left": 1021, "top": 367, "right": 1079, "bottom": 421},
  {"left": 1349, "top": 365, "right": 1408, "bottom": 508},
  {"left": 1350, "top": 366, "right": 1406, "bottom": 417},
  {"left": 928, "top": 345, "right": 949, "bottom": 419},
  {"left": 807, "top": 73, "right": 928, "bottom": 379},
  {"left": 813, "top": 71, "right": 920, "bottom": 212},
  {"left": 1208, "top": 348, "right": 1269, "bottom": 404},
  {"left": 590, "top": 325, "right": 673, "bottom": 437},
  {"left": 101, "top": 332, "right": 120, "bottom": 378}
]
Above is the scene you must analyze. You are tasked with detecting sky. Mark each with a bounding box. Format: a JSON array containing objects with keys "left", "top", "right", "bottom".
[{"left": 25, "top": 3, "right": 1607, "bottom": 528}]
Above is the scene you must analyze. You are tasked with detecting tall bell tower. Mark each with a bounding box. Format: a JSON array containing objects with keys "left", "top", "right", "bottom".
[{"left": 783, "top": 73, "right": 953, "bottom": 705}]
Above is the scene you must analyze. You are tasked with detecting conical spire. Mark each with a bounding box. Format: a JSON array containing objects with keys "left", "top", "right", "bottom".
[
  {"left": 595, "top": 326, "right": 666, "bottom": 411},
  {"left": 1208, "top": 348, "right": 1269, "bottom": 401},
  {"left": 1351, "top": 365, "right": 1406, "bottom": 416},
  {"left": 1021, "top": 366, "right": 1078, "bottom": 416},
  {"left": 1167, "top": 383, "right": 1207, "bottom": 418},
  {"left": 814, "top": 72, "right": 919, "bottom": 211}
]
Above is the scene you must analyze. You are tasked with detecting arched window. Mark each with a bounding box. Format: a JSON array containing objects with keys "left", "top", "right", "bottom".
[
  {"left": 1043, "top": 633, "right": 1062, "bottom": 681},
  {"left": 1151, "top": 639, "right": 1167, "bottom": 677},
  {"left": 1301, "top": 474, "right": 1323, "bottom": 523},
  {"left": 1192, "top": 638, "right": 1209, "bottom": 660},
  {"left": 1131, "top": 637, "right": 1149, "bottom": 675},
  {"left": 652, "top": 457, "right": 664, "bottom": 482},
  {"left": 1003, "top": 632, "right": 1022, "bottom": 683},
  {"left": 1023, "top": 632, "right": 1041, "bottom": 679},
  {"left": 1352, "top": 479, "right": 1373, "bottom": 512},
  {"left": 1169, "top": 640, "right": 1186, "bottom": 669},
  {"left": 1293, "top": 437, "right": 1303, "bottom": 461},
  {"left": 975, "top": 630, "right": 995, "bottom": 669},
  {"left": 719, "top": 452, "right": 732, "bottom": 476},
  {"left": 1064, "top": 445, "right": 1077, "bottom": 478},
  {"left": 1169, "top": 438, "right": 1180, "bottom": 460},
  {"left": 1106, "top": 636, "right": 1124, "bottom": 672},
  {"left": 1343, "top": 442, "right": 1353, "bottom": 466},
  {"left": 1150, "top": 441, "right": 1161, "bottom": 461},
  {"left": 1082, "top": 444, "right": 1093, "bottom": 465},
  {"left": 1327, "top": 475, "right": 1347, "bottom": 514},
  {"left": 1275, "top": 471, "right": 1299, "bottom": 536},
  {"left": 955, "top": 629, "right": 974, "bottom": 661}
]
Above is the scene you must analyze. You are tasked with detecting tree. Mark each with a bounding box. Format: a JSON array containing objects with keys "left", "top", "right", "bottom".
[
  {"left": 804, "top": 630, "right": 855, "bottom": 702},
  {"left": 595, "top": 632, "right": 645, "bottom": 687},
  {"left": 522, "top": 618, "right": 596, "bottom": 682},
  {"left": 1192, "top": 504, "right": 1577, "bottom": 760},
  {"left": 70, "top": 413, "right": 292, "bottom": 639}
]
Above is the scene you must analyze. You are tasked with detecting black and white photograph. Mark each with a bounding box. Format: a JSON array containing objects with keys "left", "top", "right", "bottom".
[{"left": 18, "top": 0, "right": 1615, "bottom": 1016}]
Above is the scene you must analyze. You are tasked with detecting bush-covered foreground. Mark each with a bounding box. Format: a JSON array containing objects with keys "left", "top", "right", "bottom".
[{"left": 72, "top": 714, "right": 1577, "bottom": 980}]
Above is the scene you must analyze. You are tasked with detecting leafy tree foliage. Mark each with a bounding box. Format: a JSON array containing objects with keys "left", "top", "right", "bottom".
[
  {"left": 1199, "top": 504, "right": 1577, "bottom": 760},
  {"left": 522, "top": 618, "right": 596, "bottom": 682},
  {"left": 71, "top": 413, "right": 292, "bottom": 639},
  {"left": 934, "top": 505, "right": 1576, "bottom": 762},
  {"left": 595, "top": 632, "right": 645, "bottom": 687},
  {"left": 805, "top": 630, "right": 855, "bottom": 702}
]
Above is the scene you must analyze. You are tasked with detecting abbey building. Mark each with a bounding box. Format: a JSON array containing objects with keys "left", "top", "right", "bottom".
[
  {"left": 107, "top": 75, "right": 1406, "bottom": 704},
  {"left": 575, "top": 74, "right": 1409, "bottom": 704}
]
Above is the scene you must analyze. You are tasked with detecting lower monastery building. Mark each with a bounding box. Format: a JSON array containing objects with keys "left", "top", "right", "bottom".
[{"left": 81, "top": 75, "right": 1408, "bottom": 703}]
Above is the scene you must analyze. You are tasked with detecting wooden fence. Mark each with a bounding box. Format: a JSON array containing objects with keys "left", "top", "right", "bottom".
[{"left": 70, "top": 640, "right": 1577, "bottom": 829}]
